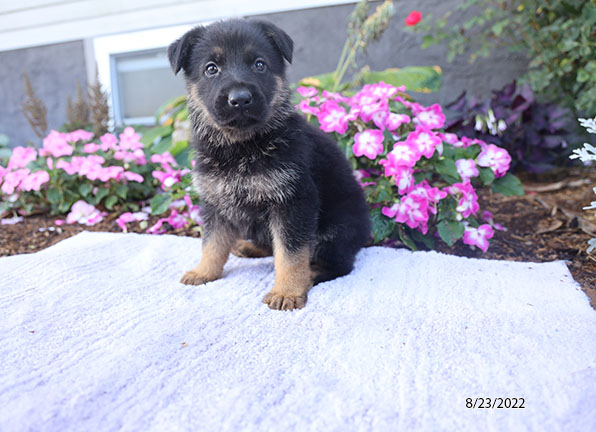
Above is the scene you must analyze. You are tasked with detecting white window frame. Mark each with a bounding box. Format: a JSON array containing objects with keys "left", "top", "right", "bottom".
[{"left": 89, "top": 24, "right": 194, "bottom": 127}]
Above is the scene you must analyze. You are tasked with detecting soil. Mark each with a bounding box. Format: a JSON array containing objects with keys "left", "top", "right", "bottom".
[{"left": 2, "top": 167, "right": 595, "bottom": 309}]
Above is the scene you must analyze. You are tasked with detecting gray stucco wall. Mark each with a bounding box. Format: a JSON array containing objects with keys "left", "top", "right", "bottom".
[
  {"left": 0, "top": 40, "right": 88, "bottom": 148},
  {"left": 0, "top": 1, "right": 527, "bottom": 148}
]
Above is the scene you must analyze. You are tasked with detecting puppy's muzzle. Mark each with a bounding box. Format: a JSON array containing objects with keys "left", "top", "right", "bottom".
[{"left": 228, "top": 88, "right": 253, "bottom": 108}]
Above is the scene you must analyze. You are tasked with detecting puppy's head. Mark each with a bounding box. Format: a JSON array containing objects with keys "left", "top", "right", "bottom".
[{"left": 168, "top": 20, "right": 293, "bottom": 139}]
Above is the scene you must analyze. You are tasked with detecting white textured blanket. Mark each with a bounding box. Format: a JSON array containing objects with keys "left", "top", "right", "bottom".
[{"left": 1, "top": 232, "right": 595, "bottom": 431}]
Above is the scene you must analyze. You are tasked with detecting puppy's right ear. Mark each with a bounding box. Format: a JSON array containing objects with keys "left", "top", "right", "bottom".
[{"left": 168, "top": 26, "right": 204, "bottom": 75}]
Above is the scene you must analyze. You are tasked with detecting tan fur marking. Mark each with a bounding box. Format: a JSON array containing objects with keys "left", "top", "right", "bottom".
[
  {"left": 263, "top": 235, "right": 312, "bottom": 310},
  {"left": 231, "top": 240, "right": 272, "bottom": 258},
  {"left": 180, "top": 234, "right": 235, "bottom": 285}
]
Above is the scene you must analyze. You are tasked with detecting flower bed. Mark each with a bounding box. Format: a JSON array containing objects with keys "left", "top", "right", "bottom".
[{"left": 296, "top": 82, "right": 523, "bottom": 251}]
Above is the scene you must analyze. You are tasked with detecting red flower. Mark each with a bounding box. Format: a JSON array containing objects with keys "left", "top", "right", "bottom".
[{"left": 405, "top": 10, "right": 422, "bottom": 27}]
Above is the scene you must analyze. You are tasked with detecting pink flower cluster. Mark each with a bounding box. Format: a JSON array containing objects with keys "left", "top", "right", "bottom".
[
  {"left": 151, "top": 152, "right": 190, "bottom": 190},
  {"left": 295, "top": 82, "right": 513, "bottom": 252},
  {"left": 1, "top": 147, "right": 50, "bottom": 194},
  {"left": 115, "top": 195, "right": 202, "bottom": 234}
]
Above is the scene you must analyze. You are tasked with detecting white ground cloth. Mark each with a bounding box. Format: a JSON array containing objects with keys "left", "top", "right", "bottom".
[{"left": 1, "top": 231, "right": 595, "bottom": 431}]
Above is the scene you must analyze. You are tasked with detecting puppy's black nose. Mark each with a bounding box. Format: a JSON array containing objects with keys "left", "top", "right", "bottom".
[{"left": 228, "top": 89, "right": 253, "bottom": 107}]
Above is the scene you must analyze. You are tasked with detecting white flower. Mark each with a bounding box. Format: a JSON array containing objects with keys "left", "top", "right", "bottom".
[{"left": 579, "top": 117, "right": 596, "bottom": 134}]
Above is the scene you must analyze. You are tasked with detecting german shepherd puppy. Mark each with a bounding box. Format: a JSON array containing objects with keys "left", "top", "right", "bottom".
[{"left": 168, "top": 19, "right": 371, "bottom": 310}]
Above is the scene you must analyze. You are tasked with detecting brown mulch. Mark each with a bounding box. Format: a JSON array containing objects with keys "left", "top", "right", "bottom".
[{"left": 1, "top": 168, "right": 595, "bottom": 309}]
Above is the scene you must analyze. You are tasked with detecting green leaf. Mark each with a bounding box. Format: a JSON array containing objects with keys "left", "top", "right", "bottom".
[
  {"left": 371, "top": 207, "right": 395, "bottom": 243},
  {"left": 115, "top": 184, "right": 128, "bottom": 199},
  {"left": 359, "top": 66, "right": 443, "bottom": 93},
  {"left": 169, "top": 139, "right": 189, "bottom": 157},
  {"left": 78, "top": 183, "right": 93, "bottom": 197},
  {"left": 398, "top": 226, "right": 417, "bottom": 251},
  {"left": 105, "top": 195, "right": 118, "bottom": 210},
  {"left": 0, "top": 133, "right": 9, "bottom": 147},
  {"left": 577, "top": 68, "right": 590, "bottom": 83},
  {"left": 478, "top": 167, "right": 495, "bottom": 185},
  {"left": 297, "top": 72, "right": 337, "bottom": 91},
  {"left": 0, "top": 148, "right": 11, "bottom": 160},
  {"left": 437, "top": 220, "right": 465, "bottom": 246},
  {"left": 151, "top": 135, "right": 172, "bottom": 155},
  {"left": 151, "top": 194, "right": 172, "bottom": 215},
  {"left": 93, "top": 187, "right": 110, "bottom": 205},
  {"left": 435, "top": 158, "right": 460, "bottom": 181},
  {"left": 492, "top": 173, "right": 524, "bottom": 196},
  {"left": 46, "top": 188, "right": 62, "bottom": 204},
  {"left": 140, "top": 125, "right": 172, "bottom": 147},
  {"left": 411, "top": 229, "right": 435, "bottom": 250},
  {"left": 58, "top": 201, "right": 71, "bottom": 213}
]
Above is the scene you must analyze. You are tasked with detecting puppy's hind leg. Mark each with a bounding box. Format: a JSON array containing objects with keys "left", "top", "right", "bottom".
[{"left": 231, "top": 240, "right": 272, "bottom": 258}]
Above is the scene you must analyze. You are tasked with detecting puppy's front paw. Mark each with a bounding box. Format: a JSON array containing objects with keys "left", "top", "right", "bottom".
[
  {"left": 262, "top": 292, "right": 307, "bottom": 311},
  {"left": 180, "top": 270, "right": 217, "bottom": 286}
]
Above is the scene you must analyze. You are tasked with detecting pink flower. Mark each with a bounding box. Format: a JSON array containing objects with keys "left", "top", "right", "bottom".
[
  {"left": 481, "top": 210, "right": 507, "bottom": 232},
  {"left": 184, "top": 195, "right": 203, "bottom": 225},
  {"left": 66, "top": 129, "right": 93, "bottom": 143},
  {"left": 455, "top": 159, "right": 479, "bottom": 182},
  {"left": 405, "top": 10, "right": 422, "bottom": 26},
  {"left": 321, "top": 90, "right": 349, "bottom": 103},
  {"left": 353, "top": 129, "right": 384, "bottom": 160},
  {"left": 8, "top": 146, "right": 37, "bottom": 170},
  {"left": 147, "top": 219, "right": 166, "bottom": 235},
  {"left": 394, "top": 96, "right": 425, "bottom": 115},
  {"left": 150, "top": 152, "right": 177, "bottom": 168},
  {"left": 448, "top": 182, "right": 480, "bottom": 219},
  {"left": 41, "top": 131, "right": 73, "bottom": 158},
  {"left": 371, "top": 109, "right": 389, "bottom": 130},
  {"left": 66, "top": 200, "right": 103, "bottom": 226},
  {"left": 119, "top": 127, "right": 143, "bottom": 151},
  {"left": 100, "top": 133, "right": 118, "bottom": 151},
  {"left": 385, "top": 113, "right": 410, "bottom": 131},
  {"left": 122, "top": 171, "right": 144, "bottom": 183},
  {"left": 19, "top": 170, "right": 50, "bottom": 192},
  {"left": 97, "top": 166, "right": 124, "bottom": 182},
  {"left": 462, "top": 137, "right": 485, "bottom": 148},
  {"left": 384, "top": 194, "right": 430, "bottom": 233},
  {"left": 386, "top": 141, "right": 421, "bottom": 168},
  {"left": 83, "top": 143, "right": 100, "bottom": 153},
  {"left": 297, "top": 86, "right": 318, "bottom": 98},
  {"left": 359, "top": 99, "right": 388, "bottom": 123},
  {"left": 1, "top": 216, "right": 23, "bottom": 225},
  {"left": 394, "top": 166, "right": 415, "bottom": 194},
  {"left": 409, "top": 181, "right": 447, "bottom": 214},
  {"left": 1, "top": 168, "right": 30, "bottom": 195},
  {"left": 78, "top": 155, "right": 105, "bottom": 181},
  {"left": 297, "top": 99, "right": 320, "bottom": 116},
  {"left": 167, "top": 209, "right": 187, "bottom": 229},
  {"left": 406, "top": 126, "right": 441, "bottom": 159},
  {"left": 46, "top": 158, "right": 54, "bottom": 170},
  {"left": 153, "top": 169, "right": 185, "bottom": 189},
  {"left": 463, "top": 224, "right": 494, "bottom": 252},
  {"left": 414, "top": 104, "right": 445, "bottom": 130},
  {"left": 116, "top": 211, "right": 149, "bottom": 231},
  {"left": 362, "top": 82, "right": 401, "bottom": 99},
  {"left": 476, "top": 144, "right": 511, "bottom": 177},
  {"left": 317, "top": 100, "right": 349, "bottom": 134}
]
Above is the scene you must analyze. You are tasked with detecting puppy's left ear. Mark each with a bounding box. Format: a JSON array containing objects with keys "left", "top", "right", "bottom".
[
  {"left": 168, "top": 26, "right": 205, "bottom": 75},
  {"left": 252, "top": 20, "right": 294, "bottom": 64}
]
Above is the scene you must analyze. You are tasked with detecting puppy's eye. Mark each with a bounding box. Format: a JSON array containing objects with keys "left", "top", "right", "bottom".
[
  {"left": 205, "top": 63, "right": 219, "bottom": 76},
  {"left": 254, "top": 60, "right": 266, "bottom": 72}
]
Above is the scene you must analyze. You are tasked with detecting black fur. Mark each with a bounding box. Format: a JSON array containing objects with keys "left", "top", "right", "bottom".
[{"left": 169, "top": 19, "right": 371, "bottom": 285}]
